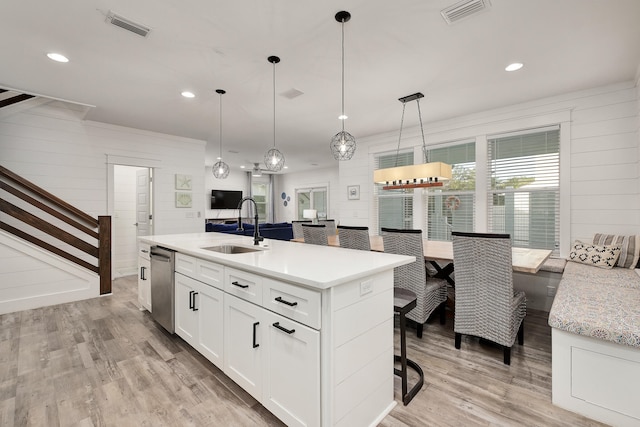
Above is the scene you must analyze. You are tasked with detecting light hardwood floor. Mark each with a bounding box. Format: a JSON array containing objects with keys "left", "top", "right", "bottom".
[{"left": 0, "top": 276, "right": 606, "bottom": 427}]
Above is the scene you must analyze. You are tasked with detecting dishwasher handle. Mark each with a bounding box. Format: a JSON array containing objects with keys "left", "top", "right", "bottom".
[{"left": 150, "top": 252, "right": 172, "bottom": 262}]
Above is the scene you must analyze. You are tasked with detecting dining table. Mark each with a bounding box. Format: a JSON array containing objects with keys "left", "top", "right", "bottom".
[{"left": 291, "top": 234, "right": 552, "bottom": 281}]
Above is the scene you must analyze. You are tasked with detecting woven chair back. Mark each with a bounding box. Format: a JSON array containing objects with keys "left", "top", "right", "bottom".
[
  {"left": 292, "top": 220, "right": 312, "bottom": 239},
  {"left": 337, "top": 226, "right": 371, "bottom": 251},
  {"left": 302, "top": 224, "right": 328, "bottom": 246}
]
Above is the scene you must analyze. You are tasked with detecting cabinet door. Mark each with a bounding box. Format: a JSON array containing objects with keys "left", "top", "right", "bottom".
[
  {"left": 138, "top": 256, "right": 151, "bottom": 311},
  {"left": 175, "top": 273, "right": 198, "bottom": 346},
  {"left": 224, "top": 294, "right": 263, "bottom": 401},
  {"left": 262, "top": 310, "right": 320, "bottom": 427},
  {"left": 196, "top": 283, "right": 224, "bottom": 369}
]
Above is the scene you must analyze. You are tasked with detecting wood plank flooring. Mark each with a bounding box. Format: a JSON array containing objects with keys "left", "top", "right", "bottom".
[{"left": 0, "top": 276, "right": 607, "bottom": 427}]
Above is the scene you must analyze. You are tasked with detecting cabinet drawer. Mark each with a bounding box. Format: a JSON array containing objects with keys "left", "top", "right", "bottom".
[
  {"left": 196, "top": 258, "right": 224, "bottom": 290},
  {"left": 225, "top": 268, "right": 263, "bottom": 305},
  {"left": 175, "top": 253, "right": 197, "bottom": 276},
  {"left": 139, "top": 242, "right": 151, "bottom": 261},
  {"left": 263, "top": 279, "right": 321, "bottom": 330}
]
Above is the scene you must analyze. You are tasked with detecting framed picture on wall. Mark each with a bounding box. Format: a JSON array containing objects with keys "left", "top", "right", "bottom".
[
  {"left": 347, "top": 185, "right": 360, "bottom": 200},
  {"left": 175, "top": 192, "right": 192, "bottom": 208},
  {"left": 175, "top": 174, "right": 192, "bottom": 190}
]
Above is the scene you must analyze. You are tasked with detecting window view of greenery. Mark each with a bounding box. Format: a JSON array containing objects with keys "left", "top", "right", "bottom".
[
  {"left": 376, "top": 151, "right": 414, "bottom": 232},
  {"left": 427, "top": 142, "right": 475, "bottom": 241},
  {"left": 488, "top": 129, "right": 560, "bottom": 252}
]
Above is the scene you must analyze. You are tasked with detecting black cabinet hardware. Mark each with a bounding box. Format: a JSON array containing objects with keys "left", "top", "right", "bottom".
[
  {"left": 272, "top": 322, "right": 295, "bottom": 335},
  {"left": 252, "top": 322, "right": 260, "bottom": 348},
  {"left": 192, "top": 292, "right": 199, "bottom": 311},
  {"left": 275, "top": 296, "right": 297, "bottom": 307},
  {"left": 140, "top": 266, "right": 146, "bottom": 280},
  {"left": 189, "top": 290, "right": 194, "bottom": 309},
  {"left": 232, "top": 281, "right": 249, "bottom": 289}
]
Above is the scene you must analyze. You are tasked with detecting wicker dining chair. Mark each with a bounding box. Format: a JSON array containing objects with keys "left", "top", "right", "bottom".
[
  {"left": 337, "top": 225, "right": 371, "bottom": 251},
  {"left": 292, "top": 220, "right": 312, "bottom": 240},
  {"left": 381, "top": 228, "right": 448, "bottom": 338},
  {"left": 301, "top": 223, "right": 328, "bottom": 246},
  {"left": 451, "top": 231, "right": 526, "bottom": 365},
  {"left": 318, "top": 219, "right": 337, "bottom": 235}
]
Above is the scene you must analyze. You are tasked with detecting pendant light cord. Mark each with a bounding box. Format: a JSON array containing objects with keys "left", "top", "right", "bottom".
[
  {"left": 417, "top": 98, "right": 428, "bottom": 163},
  {"left": 394, "top": 102, "right": 407, "bottom": 167},
  {"left": 273, "top": 60, "right": 277, "bottom": 148},
  {"left": 341, "top": 18, "right": 346, "bottom": 132},
  {"left": 219, "top": 92, "right": 223, "bottom": 158}
]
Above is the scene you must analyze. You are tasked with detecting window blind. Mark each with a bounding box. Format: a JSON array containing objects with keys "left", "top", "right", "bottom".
[
  {"left": 425, "top": 141, "right": 476, "bottom": 241},
  {"left": 374, "top": 151, "right": 414, "bottom": 233},
  {"left": 487, "top": 127, "right": 560, "bottom": 253}
]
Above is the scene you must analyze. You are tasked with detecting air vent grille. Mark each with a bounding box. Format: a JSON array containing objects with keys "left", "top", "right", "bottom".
[
  {"left": 441, "top": 0, "right": 491, "bottom": 24},
  {"left": 107, "top": 11, "right": 151, "bottom": 37}
]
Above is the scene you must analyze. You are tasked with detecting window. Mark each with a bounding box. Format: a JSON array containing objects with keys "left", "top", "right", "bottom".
[
  {"left": 487, "top": 127, "right": 560, "bottom": 253},
  {"left": 296, "top": 187, "right": 327, "bottom": 220},
  {"left": 425, "top": 141, "right": 476, "bottom": 241},
  {"left": 374, "top": 151, "right": 414, "bottom": 233},
  {"left": 251, "top": 181, "right": 269, "bottom": 223}
]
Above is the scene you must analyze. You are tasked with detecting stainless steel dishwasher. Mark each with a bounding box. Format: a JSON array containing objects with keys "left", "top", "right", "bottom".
[{"left": 149, "top": 246, "right": 176, "bottom": 333}]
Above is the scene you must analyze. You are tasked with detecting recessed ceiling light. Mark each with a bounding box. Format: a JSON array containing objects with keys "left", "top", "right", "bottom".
[
  {"left": 284, "top": 166, "right": 288, "bottom": 169},
  {"left": 505, "top": 62, "right": 524, "bottom": 72},
  {"left": 240, "top": 165, "right": 246, "bottom": 169},
  {"left": 47, "top": 53, "right": 69, "bottom": 63},
  {"left": 181, "top": 91, "right": 195, "bottom": 98},
  {"left": 338, "top": 114, "right": 348, "bottom": 120}
]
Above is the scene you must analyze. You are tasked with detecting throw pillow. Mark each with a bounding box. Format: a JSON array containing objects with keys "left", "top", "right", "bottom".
[
  {"left": 592, "top": 234, "right": 640, "bottom": 269},
  {"left": 568, "top": 240, "right": 621, "bottom": 269}
]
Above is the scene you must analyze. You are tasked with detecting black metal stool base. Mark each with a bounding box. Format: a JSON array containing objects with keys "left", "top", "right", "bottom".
[
  {"left": 394, "top": 288, "right": 424, "bottom": 406},
  {"left": 394, "top": 355, "right": 424, "bottom": 405}
]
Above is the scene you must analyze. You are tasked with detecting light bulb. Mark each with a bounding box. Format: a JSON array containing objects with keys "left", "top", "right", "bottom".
[
  {"left": 340, "top": 143, "right": 346, "bottom": 153},
  {"left": 271, "top": 156, "right": 277, "bottom": 165}
]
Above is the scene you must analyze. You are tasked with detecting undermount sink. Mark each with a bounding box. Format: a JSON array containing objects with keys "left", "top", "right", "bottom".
[{"left": 202, "top": 244, "right": 263, "bottom": 254}]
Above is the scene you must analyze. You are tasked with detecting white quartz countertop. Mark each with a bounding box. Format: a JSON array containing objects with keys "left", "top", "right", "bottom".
[{"left": 140, "top": 232, "right": 414, "bottom": 290}]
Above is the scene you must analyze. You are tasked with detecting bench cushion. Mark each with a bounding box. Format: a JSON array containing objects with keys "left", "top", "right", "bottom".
[{"left": 593, "top": 233, "right": 640, "bottom": 269}]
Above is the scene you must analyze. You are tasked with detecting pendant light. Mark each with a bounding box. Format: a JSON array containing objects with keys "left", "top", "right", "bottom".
[
  {"left": 264, "top": 55, "right": 285, "bottom": 172},
  {"left": 373, "top": 92, "right": 452, "bottom": 189},
  {"left": 212, "top": 89, "right": 230, "bottom": 179},
  {"left": 330, "top": 11, "right": 356, "bottom": 161}
]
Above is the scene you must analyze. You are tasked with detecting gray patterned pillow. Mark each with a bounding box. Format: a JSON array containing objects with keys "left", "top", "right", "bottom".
[
  {"left": 568, "top": 240, "right": 621, "bottom": 269},
  {"left": 592, "top": 234, "right": 640, "bottom": 269}
]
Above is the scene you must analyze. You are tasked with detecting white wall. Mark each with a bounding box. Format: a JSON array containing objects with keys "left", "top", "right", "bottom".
[
  {"left": 339, "top": 81, "right": 640, "bottom": 250},
  {"left": 0, "top": 99, "right": 206, "bottom": 311},
  {"left": 204, "top": 166, "right": 248, "bottom": 222},
  {"left": 275, "top": 166, "right": 340, "bottom": 223}
]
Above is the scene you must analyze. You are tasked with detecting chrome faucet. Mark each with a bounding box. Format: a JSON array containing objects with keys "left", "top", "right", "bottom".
[{"left": 236, "top": 197, "right": 264, "bottom": 246}]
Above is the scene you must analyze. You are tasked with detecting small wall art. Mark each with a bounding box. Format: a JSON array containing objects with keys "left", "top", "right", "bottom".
[
  {"left": 175, "top": 174, "right": 192, "bottom": 190},
  {"left": 175, "top": 192, "right": 193, "bottom": 208},
  {"left": 347, "top": 185, "right": 360, "bottom": 200}
]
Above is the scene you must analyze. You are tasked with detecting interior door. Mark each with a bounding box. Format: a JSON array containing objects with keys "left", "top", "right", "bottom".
[{"left": 136, "top": 168, "right": 151, "bottom": 237}]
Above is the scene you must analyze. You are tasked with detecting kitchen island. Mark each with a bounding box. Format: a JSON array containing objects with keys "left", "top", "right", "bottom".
[{"left": 139, "top": 232, "right": 413, "bottom": 427}]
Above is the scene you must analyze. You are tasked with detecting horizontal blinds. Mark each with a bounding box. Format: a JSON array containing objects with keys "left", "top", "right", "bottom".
[
  {"left": 426, "top": 142, "right": 476, "bottom": 240},
  {"left": 374, "top": 151, "right": 414, "bottom": 233},
  {"left": 488, "top": 128, "right": 560, "bottom": 253}
]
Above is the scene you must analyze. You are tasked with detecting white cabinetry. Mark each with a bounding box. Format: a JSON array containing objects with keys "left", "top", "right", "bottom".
[
  {"left": 137, "top": 242, "right": 151, "bottom": 311},
  {"left": 174, "top": 253, "right": 224, "bottom": 369}
]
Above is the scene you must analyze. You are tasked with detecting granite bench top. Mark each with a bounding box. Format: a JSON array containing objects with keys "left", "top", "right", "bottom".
[{"left": 548, "top": 262, "right": 640, "bottom": 348}]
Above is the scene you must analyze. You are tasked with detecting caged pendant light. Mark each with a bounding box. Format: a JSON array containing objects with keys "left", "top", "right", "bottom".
[
  {"left": 264, "top": 55, "right": 285, "bottom": 172},
  {"left": 330, "top": 10, "right": 356, "bottom": 161},
  {"left": 212, "top": 89, "right": 230, "bottom": 179}
]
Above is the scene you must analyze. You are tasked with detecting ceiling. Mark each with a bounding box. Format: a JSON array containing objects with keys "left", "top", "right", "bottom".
[{"left": 2, "top": 0, "right": 639, "bottom": 174}]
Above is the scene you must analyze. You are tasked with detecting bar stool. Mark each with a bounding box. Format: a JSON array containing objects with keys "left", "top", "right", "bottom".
[{"left": 394, "top": 287, "right": 424, "bottom": 405}]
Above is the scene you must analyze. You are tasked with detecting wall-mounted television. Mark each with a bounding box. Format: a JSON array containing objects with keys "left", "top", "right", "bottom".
[{"left": 211, "top": 190, "right": 243, "bottom": 209}]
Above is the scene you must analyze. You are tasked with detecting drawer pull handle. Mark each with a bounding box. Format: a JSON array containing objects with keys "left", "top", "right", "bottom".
[
  {"left": 275, "top": 296, "right": 297, "bottom": 307},
  {"left": 189, "top": 290, "right": 194, "bottom": 309},
  {"left": 140, "top": 266, "right": 146, "bottom": 280},
  {"left": 272, "top": 322, "right": 295, "bottom": 335},
  {"left": 252, "top": 322, "right": 260, "bottom": 348},
  {"left": 232, "top": 281, "right": 249, "bottom": 289},
  {"left": 141, "top": 249, "right": 149, "bottom": 253},
  {"left": 192, "top": 292, "right": 199, "bottom": 311}
]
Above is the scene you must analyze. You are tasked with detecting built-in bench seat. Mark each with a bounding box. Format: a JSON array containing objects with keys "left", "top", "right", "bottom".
[
  {"left": 548, "top": 246, "right": 640, "bottom": 426},
  {"left": 539, "top": 257, "right": 566, "bottom": 274}
]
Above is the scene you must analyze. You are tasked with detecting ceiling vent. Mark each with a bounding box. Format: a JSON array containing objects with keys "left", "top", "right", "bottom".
[
  {"left": 106, "top": 11, "right": 151, "bottom": 37},
  {"left": 441, "top": 0, "right": 491, "bottom": 25}
]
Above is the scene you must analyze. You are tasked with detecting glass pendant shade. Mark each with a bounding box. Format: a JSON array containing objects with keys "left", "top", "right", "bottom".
[
  {"left": 213, "top": 89, "right": 230, "bottom": 179},
  {"left": 264, "top": 147, "right": 285, "bottom": 172},
  {"left": 213, "top": 160, "right": 230, "bottom": 179},
  {"left": 330, "top": 130, "right": 356, "bottom": 160}
]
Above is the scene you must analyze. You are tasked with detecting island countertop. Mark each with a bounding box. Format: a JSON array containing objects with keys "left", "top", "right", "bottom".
[{"left": 139, "top": 232, "right": 413, "bottom": 290}]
